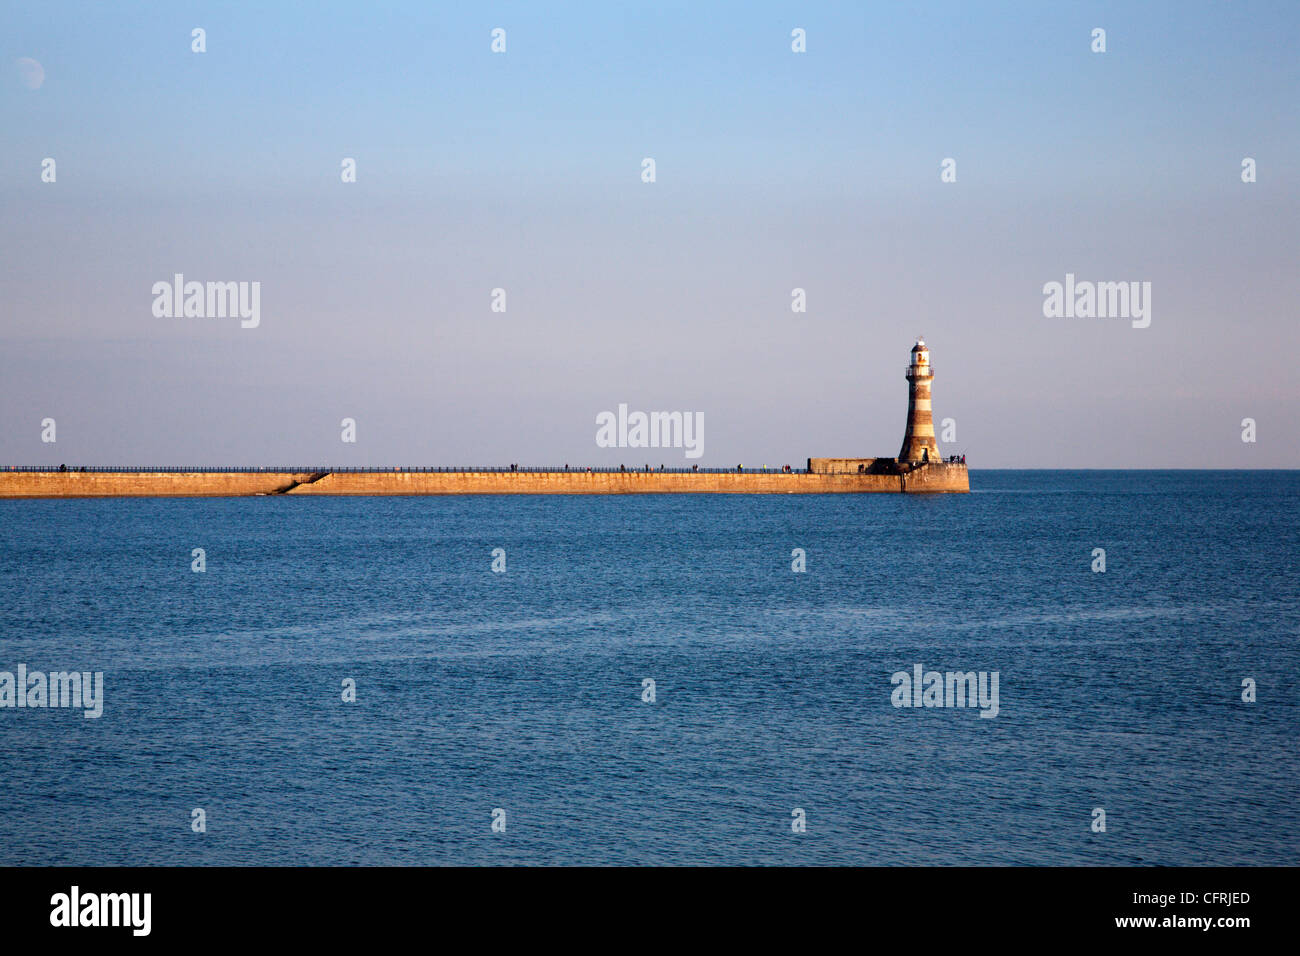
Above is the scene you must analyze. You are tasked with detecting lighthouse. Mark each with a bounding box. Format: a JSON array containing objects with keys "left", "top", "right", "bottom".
[{"left": 898, "top": 338, "right": 941, "bottom": 464}]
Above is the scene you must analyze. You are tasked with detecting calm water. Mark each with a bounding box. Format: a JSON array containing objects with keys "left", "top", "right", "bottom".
[{"left": 0, "top": 471, "right": 1296, "bottom": 866}]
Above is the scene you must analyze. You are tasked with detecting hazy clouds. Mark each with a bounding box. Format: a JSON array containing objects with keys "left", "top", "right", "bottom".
[{"left": 3, "top": 2, "right": 1297, "bottom": 467}]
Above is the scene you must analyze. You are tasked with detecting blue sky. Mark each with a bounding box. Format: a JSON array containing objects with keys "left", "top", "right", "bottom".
[{"left": 2, "top": 1, "right": 1298, "bottom": 466}]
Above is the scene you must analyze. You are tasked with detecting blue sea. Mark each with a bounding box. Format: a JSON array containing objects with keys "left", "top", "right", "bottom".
[{"left": 0, "top": 471, "right": 1296, "bottom": 866}]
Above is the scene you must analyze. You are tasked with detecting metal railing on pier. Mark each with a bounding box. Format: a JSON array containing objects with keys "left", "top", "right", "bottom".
[{"left": 1, "top": 464, "right": 814, "bottom": 475}]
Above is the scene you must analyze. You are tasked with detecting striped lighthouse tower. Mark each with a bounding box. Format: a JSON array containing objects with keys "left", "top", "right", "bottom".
[{"left": 898, "top": 337, "right": 941, "bottom": 464}]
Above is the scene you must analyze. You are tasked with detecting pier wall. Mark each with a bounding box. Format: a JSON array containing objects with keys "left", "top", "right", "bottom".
[
  {"left": 898, "top": 462, "right": 968, "bottom": 493},
  {"left": 0, "top": 471, "right": 321, "bottom": 499},
  {"left": 0, "top": 466, "right": 968, "bottom": 498},
  {"left": 808, "top": 457, "right": 882, "bottom": 474}
]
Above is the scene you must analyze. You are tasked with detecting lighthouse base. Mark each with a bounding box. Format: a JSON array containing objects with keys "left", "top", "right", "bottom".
[{"left": 806, "top": 458, "right": 969, "bottom": 492}]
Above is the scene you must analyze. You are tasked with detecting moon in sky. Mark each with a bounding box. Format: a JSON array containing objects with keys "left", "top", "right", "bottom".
[{"left": 15, "top": 57, "right": 44, "bottom": 90}]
